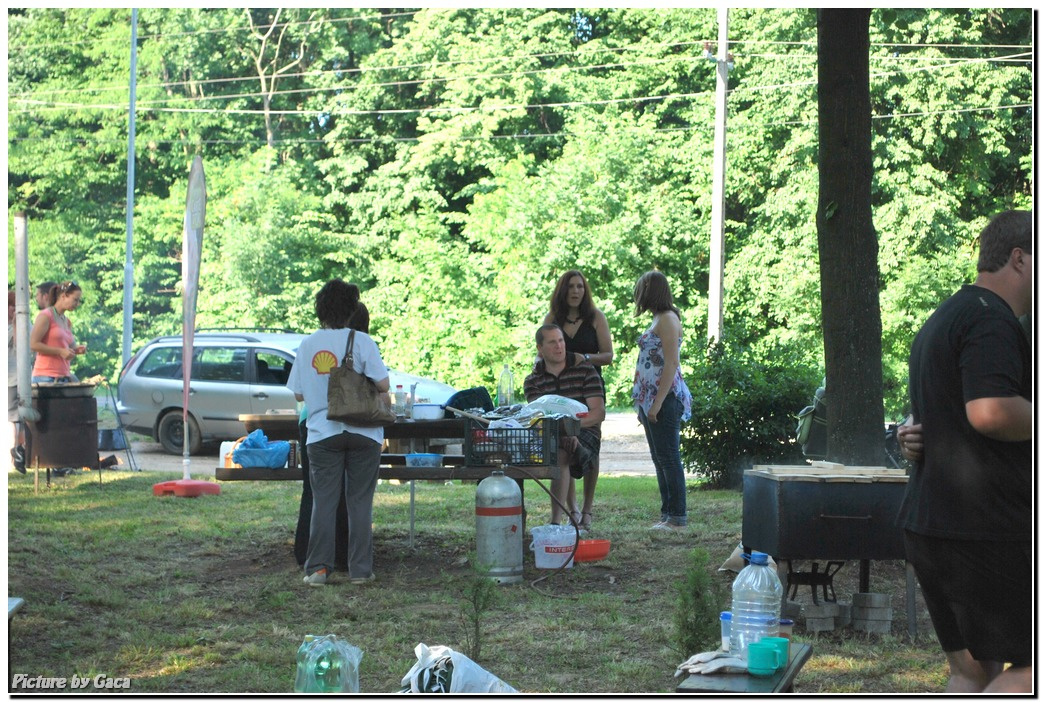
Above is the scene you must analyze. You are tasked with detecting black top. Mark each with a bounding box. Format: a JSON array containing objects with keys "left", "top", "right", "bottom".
[
  {"left": 897, "top": 285, "right": 1031, "bottom": 541},
  {"left": 563, "top": 319, "right": 603, "bottom": 384}
]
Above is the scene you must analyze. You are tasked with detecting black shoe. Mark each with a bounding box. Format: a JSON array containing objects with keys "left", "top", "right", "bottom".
[
  {"left": 11, "top": 446, "right": 26, "bottom": 474},
  {"left": 96, "top": 454, "right": 119, "bottom": 470}
]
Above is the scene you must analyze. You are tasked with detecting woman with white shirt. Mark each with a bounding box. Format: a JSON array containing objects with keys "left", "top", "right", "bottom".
[{"left": 287, "top": 280, "right": 390, "bottom": 586}]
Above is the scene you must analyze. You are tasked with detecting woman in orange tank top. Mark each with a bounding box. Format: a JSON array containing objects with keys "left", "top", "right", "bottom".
[{"left": 30, "top": 281, "right": 86, "bottom": 383}]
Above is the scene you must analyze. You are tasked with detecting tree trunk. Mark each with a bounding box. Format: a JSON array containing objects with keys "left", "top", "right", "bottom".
[{"left": 816, "top": 9, "right": 886, "bottom": 466}]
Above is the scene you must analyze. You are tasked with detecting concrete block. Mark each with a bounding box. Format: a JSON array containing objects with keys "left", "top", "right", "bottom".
[
  {"left": 802, "top": 602, "right": 840, "bottom": 618},
  {"left": 803, "top": 616, "right": 836, "bottom": 632},
  {"left": 835, "top": 601, "right": 852, "bottom": 628},
  {"left": 852, "top": 592, "right": 891, "bottom": 608},
  {"left": 852, "top": 618, "right": 892, "bottom": 634},
  {"left": 852, "top": 606, "right": 893, "bottom": 622}
]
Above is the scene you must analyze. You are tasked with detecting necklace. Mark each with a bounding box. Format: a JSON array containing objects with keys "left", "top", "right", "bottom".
[
  {"left": 52, "top": 306, "right": 69, "bottom": 329},
  {"left": 564, "top": 316, "right": 581, "bottom": 325}
]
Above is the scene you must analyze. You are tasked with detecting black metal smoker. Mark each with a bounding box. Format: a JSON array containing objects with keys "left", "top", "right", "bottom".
[
  {"left": 741, "top": 465, "right": 917, "bottom": 637},
  {"left": 28, "top": 383, "right": 100, "bottom": 483}
]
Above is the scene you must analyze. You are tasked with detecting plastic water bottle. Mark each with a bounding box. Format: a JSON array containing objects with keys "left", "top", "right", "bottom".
[
  {"left": 730, "top": 551, "right": 783, "bottom": 659},
  {"left": 294, "top": 635, "right": 316, "bottom": 692},
  {"left": 496, "top": 364, "right": 514, "bottom": 407},
  {"left": 312, "top": 646, "right": 342, "bottom": 692},
  {"left": 394, "top": 384, "right": 406, "bottom": 417},
  {"left": 294, "top": 634, "right": 347, "bottom": 692}
]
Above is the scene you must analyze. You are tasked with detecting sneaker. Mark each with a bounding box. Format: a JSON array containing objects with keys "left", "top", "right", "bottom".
[
  {"left": 650, "top": 521, "right": 687, "bottom": 531},
  {"left": 348, "top": 573, "right": 376, "bottom": 585},
  {"left": 303, "top": 568, "right": 329, "bottom": 586},
  {"left": 11, "top": 446, "right": 26, "bottom": 474}
]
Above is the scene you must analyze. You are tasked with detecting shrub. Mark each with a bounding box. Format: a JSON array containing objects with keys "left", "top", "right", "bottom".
[
  {"left": 673, "top": 548, "right": 727, "bottom": 657},
  {"left": 457, "top": 560, "right": 502, "bottom": 662},
  {"left": 680, "top": 338, "right": 820, "bottom": 488}
]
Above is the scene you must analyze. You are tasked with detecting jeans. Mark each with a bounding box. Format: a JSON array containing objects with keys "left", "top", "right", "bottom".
[
  {"left": 304, "top": 430, "right": 382, "bottom": 578},
  {"left": 32, "top": 375, "right": 76, "bottom": 383},
  {"left": 294, "top": 421, "right": 349, "bottom": 569},
  {"left": 639, "top": 392, "right": 687, "bottom": 526}
]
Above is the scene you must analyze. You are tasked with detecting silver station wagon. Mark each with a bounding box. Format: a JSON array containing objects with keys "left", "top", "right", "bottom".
[{"left": 116, "top": 331, "right": 457, "bottom": 454}]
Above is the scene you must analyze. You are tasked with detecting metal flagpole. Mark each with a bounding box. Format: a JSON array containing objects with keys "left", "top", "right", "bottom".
[
  {"left": 153, "top": 156, "right": 219, "bottom": 498},
  {"left": 182, "top": 156, "right": 206, "bottom": 480},
  {"left": 123, "top": 8, "right": 138, "bottom": 368}
]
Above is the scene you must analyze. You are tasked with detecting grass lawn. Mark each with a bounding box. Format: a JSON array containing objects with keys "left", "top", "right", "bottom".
[{"left": 8, "top": 469, "right": 948, "bottom": 694}]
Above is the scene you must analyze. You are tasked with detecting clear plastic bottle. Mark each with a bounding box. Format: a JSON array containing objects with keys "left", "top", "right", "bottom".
[
  {"left": 295, "top": 634, "right": 346, "bottom": 692},
  {"left": 293, "top": 634, "right": 316, "bottom": 692},
  {"left": 496, "top": 364, "right": 514, "bottom": 407},
  {"left": 730, "top": 551, "right": 783, "bottom": 659},
  {"left": 719, "top": 611, "right": 732, "bottom": 652},
  {"left": 313, "top": 645, "right": 342, "bottom": 693},
  {"left": 394, "top": 385, "right": 406, "bottom": 417}
]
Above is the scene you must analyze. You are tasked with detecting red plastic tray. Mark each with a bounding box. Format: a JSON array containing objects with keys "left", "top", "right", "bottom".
[{"left": 152, "top": 479, "right": 222, "bottom": 497}]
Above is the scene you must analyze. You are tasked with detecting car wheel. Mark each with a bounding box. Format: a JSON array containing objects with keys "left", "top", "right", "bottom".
[{"left": 158, "top": 412, "right": 202, "bottom": 455}]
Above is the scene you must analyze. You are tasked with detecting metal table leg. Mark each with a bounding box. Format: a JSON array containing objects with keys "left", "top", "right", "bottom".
[
  {"left": 408, "top": 438, "right": 417, "bottom": 549},
  {"left": 409, "top": 480, "right": 416, "bottom": 549},
  {"left": 905, "top": 561, "right": 917, "bottom": 639}
]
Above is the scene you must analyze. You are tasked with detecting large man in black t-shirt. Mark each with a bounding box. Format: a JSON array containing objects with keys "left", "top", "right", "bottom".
[{"left": 897, "top": 210, "right": 1033, "bottom": 693}]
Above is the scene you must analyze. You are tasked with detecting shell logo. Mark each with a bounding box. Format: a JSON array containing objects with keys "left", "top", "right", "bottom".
[{"left": 312, "top": 350, "right": 338, "bottom": 375}]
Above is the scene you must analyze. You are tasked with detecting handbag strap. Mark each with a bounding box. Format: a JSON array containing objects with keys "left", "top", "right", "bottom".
[{"left": 341, "top": 328, "right": 356, "bottom": 367}]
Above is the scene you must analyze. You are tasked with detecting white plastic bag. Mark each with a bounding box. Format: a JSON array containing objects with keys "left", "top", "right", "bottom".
[
  {"left": 400, "top": 643, "right": 517, "bottom": 693},
  {"left": 524, "top": 394, "right": 588, "bottom": 418}
]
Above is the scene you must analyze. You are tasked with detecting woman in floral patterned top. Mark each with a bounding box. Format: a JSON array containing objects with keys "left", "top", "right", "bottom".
[{"left": 632, "top": 270, "right": 693, "bottom": 530}]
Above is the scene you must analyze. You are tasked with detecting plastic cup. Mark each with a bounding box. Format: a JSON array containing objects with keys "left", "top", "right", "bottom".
[
  {"left": 719, "top": 611, "right": 732, "bottom": 652},
  {"left": 759, "top": 636, "right": 790, "bottom": 669},
  {"left": 746, "top": 642, "right": 781, "bottom": 677}
]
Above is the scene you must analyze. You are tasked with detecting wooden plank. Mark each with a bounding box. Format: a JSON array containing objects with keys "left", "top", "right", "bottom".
[
  {"left": 753, "top": 464, "right": 897, "bottom": 475},
  {"left": 217, "top": 467, "right": 303, "bottom": 481},
  {"left": 236, "top": 414, "right": 467, "bottom": 442},
  {"left": 216, "top": 464, "right": 558, "bottom": 482}
]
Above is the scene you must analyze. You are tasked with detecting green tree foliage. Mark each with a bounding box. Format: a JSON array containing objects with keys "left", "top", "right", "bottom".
[
  {"left": 679, "top": 338, "right": 819, "bottom": 488},
  {"left": 7, "top": 8, "right": 1033, "bottom": 427}
]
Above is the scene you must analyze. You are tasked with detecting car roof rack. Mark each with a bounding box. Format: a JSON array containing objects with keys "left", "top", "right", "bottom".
[
  {"left": 147, "top": 328, "right": 303, "bottom": 344},
  {"left": 196, "top": 327, "right": 300, "bottom": 334}
]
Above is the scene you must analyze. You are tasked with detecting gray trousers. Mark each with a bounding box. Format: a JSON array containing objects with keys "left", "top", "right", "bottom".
[{"left": 304, "top": 431, "right": 382, "bottom": 579}]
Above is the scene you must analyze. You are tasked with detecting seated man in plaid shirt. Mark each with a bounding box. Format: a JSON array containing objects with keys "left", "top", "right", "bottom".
[{"left": 523, "top": 324, "right": 606, "bottom": 527}]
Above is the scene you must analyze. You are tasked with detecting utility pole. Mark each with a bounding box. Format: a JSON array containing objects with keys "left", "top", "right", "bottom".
[
  {"left": 707, "top": 7, "right": 729, "bottom": 343},
  {"left": 122, "top": 8, "right": 138, "bottom": 367}
]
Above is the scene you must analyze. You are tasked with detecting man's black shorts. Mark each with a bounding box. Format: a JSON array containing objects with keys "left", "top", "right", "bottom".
[{"left": 904, "top": 531, "right": 1032, "bottom": 667}]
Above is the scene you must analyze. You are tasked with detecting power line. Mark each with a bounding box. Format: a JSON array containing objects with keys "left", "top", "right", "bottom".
[
  {"left": 14, "top": 54, "right": 717, "bottom": 105},
  {"left": 8, "top": 9, "right": 419, "bottom": 52},
  {"left": 10, "top": 12, "right": 1031, "bottom": 99},
  {"left": 10, "top": 48, "right": 1029, "bottom": 116},
  {"left": 11, "top": 37, "right": 730, "bottom": 100},
  {"left": 729, "top": 50, "right": 1031, "bottom": 98},
  {"left": 10, "top": 88, "right": 718, "bottom": 117},
  {"left": 12, "top": 43, "right": 1030, "bottom": 103},
  {"left": 9, "top": 102, "right": 1030, "bottom": 148}
]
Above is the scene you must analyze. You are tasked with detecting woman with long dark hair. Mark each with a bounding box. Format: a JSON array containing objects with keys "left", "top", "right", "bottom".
[
  {"left": 287, "top": 280, "right": 390, "bottom": 586},
  {"left": 632, "top": 270, "right": 692, "bottom": 531},
  {"left": 543, "top": 270, "right": 613, "bottom": 530},
  {"left": 30, "top": 281, "right": 86, "bottom": 383}
]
